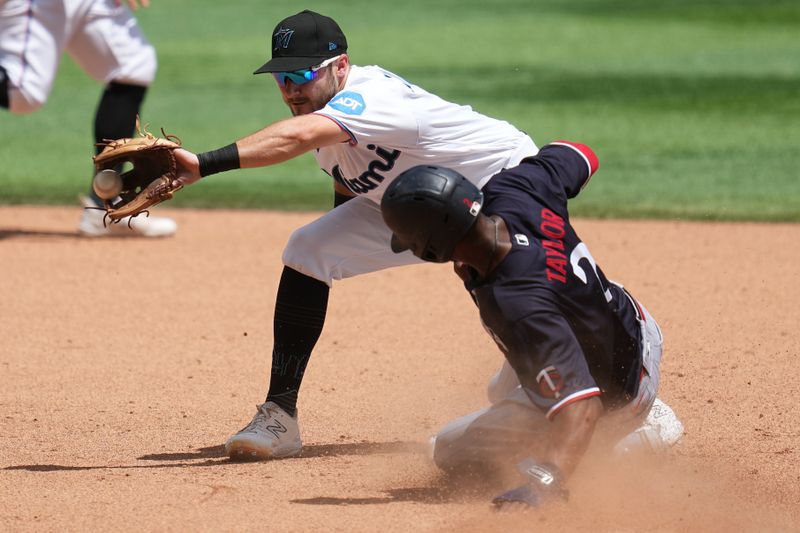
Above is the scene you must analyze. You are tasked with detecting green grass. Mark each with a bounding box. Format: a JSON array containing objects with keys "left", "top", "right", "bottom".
[{"left": 2, "top": 0, "right": 799, "bottom": 220}]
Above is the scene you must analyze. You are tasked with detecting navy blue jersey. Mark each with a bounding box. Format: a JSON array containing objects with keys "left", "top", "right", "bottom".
[{"left": 468, "top": 142, "right": 644, "bottom": 418}]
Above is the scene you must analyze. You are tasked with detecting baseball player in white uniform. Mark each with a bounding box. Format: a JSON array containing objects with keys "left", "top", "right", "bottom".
[
  {"left": 171, "top": 9, "right": 678, "bottom": 464},
  {"left": 0, "top": 0, "right": 175, "bottom": 236}
]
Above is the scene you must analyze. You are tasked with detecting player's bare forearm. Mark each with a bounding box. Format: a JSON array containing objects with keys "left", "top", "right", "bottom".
[
  {"left": 491, "top": 396, "right": 603, "bottom": 510},
  {"left": 237, "top": 114, "right": 349, "bottom": 168},
  {"left": 492, "top": 397, "right": 603, "bottom": 511},
  {"left": 173, "top": 114, "right": 349, "bottom": 187},
  {"left": 543, "top": 396, "right": 603, "bottom": 477}
]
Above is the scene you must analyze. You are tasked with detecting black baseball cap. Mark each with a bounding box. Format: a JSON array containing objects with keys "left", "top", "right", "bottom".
[{"left": 254, "top": 10, "right": 347, "bottom": 74}]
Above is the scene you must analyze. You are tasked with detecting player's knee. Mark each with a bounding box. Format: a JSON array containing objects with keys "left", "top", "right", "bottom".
[
  {"left": 283, "top": 225, "right": 316, "bottom": 262},
  {"left": 113, "top": 44, "right": 157, "bottom": 87},
  {"left": 134, "top": 44, "right": 157, "bottom": 85},
  {"left": 282, "top": 227, "right": 332, "bottom": 285},
  {"left": 139, "top": 44, "right": 157, "bottom": 84},
  {"left": 430, "top": 429, "right": 492, "bottom": 474},
  {"left": 430, "top": 433, "right": 459, "bottom": 471}
]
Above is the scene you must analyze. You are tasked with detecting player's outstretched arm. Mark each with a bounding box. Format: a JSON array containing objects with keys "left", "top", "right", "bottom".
[
  {"left": 173, "top": 114, "right": 349, "bottom": 188},
  {"left": 236, "top": 114, "right": 349, "bottom": 168},
  {"left": 492, "top": 396, "right": 603, "bottom": 511}
]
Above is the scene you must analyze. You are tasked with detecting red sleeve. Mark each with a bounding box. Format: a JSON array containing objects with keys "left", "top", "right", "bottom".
[
  {"left": 535, "top": 141, "right": 600, "bottom": 198},
  {"left": 550, "top": 141, "right": 599, "bottom": 179}
]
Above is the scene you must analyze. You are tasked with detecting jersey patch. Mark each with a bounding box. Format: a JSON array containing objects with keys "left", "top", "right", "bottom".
[
  {"left": 329, "top": 91, "right": 366, "bottom": 115},
  {"left": 536, "top": 366, "right": 564, "bottom": 399}
]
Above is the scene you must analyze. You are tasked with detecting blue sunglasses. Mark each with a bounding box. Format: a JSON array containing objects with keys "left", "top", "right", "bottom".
[{"left": 273, "top": 55, "right": 342, "bottom": 87}]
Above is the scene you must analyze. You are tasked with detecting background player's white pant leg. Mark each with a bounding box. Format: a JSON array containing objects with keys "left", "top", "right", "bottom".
[
  {"left": 282, "top": 196, "right": 425, "bottom": 286},
  {"left": 0, "top": 0, "right": 67, "bottom": 113},
  {"left": 66, "top": 0, "right": 156, "bottom": 86}
]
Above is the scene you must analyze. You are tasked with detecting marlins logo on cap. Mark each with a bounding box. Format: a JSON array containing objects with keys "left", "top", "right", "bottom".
[{"left": 273, "top": 27, "right": 294, "bottom": 50}]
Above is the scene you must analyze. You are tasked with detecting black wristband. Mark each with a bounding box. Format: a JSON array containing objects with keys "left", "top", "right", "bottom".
[{"left": 197, "top": 143, "right": 240, "bottom": 177}]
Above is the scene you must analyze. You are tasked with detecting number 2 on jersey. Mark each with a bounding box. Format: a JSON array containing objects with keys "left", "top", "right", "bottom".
[{"left": 570, "top": 242, "right": 612, "bottom": 302}]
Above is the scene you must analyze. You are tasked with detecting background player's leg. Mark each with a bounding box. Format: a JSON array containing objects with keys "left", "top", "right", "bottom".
[
  {"left": 89, "top": 81, "right": 146, "bottom": 203},
  {"left": 0, "top": 0, "right": 66, "bottom": 114},
  {"left": 0, "top": 65, "right": 8, "bottom": 108},
  {"left": 265, "top": 266, "right": 329, "bottom": 417},
  {"left": 67, "top": 1, "right": 175, "bottom": 237}
]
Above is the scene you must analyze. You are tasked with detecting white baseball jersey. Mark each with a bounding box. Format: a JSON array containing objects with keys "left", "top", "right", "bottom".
[
  {"left": 0, "top": 0, "right": 155, "bottom": 113},
  {"left": 313, "top": 65, "right": 538, "bottom": 202},
  {"left": 284, "top": 65, "right": 538, "bottom": 285}
]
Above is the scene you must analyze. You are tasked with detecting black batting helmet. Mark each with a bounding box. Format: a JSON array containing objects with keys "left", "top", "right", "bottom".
[{"left": 380, "top": 165, "right": 484, "bottom": 263}]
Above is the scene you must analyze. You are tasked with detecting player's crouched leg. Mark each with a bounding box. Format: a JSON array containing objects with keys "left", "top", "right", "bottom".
[
  {"left": 606, "top": 300, "right": 684, "bottom": 455},
  {"left": 429, "top": 389, "right": 549, "bottom": 477}
]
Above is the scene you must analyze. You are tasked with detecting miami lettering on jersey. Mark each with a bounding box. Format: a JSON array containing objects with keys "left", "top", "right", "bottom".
[
  {"left": 329, "top": 91, "right": 366, "bottom": 115},
  {"left": 330, "top": 144, "right": 401, "bottom": 194}
]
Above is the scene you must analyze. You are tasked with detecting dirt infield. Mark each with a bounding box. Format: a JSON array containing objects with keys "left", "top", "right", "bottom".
[{"left": 1, "top": 205, "right": 798, "bottom": 532}]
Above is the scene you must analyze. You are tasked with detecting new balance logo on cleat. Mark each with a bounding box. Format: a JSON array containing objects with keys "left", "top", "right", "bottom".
[{"left": 266, "top": 420, "right": 288, "bottom": 439}]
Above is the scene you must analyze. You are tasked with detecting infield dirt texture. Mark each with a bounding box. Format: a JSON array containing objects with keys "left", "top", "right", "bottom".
[
  {"left": 2, "top": 0, "right": 799, "bottom": 530},
  {"left": 0, "top": 207, "right": 798, "bottom": 531}
]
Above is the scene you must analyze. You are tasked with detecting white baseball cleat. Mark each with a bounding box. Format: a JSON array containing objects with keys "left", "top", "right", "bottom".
[
  {"left": 613, "top": 398, "right": 685, "bottom": 455},
  {"left": 225, "top": 402, "right": 302, "bottom": 460},
  {"left": 78, "top": 196, "right": 177, "bottom": 238}
]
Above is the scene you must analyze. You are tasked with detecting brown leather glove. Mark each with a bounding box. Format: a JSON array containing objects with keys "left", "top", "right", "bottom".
[{"left": 92, "top": 119, "right": 182, "bottom": 224}]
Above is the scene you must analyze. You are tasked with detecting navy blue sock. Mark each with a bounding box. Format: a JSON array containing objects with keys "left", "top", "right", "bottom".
[{"left": 266, "top": 267, "right": 329, "bottom": 416}]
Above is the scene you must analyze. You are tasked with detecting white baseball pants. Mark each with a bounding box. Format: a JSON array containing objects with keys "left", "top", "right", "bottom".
[{"left": 282, "top": 195, "right": 424, "bottom": 286}]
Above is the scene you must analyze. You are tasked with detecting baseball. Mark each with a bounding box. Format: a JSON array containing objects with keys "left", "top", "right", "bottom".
[{"left": 92, "top": 169, "right": 123, "bottom": 200}]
